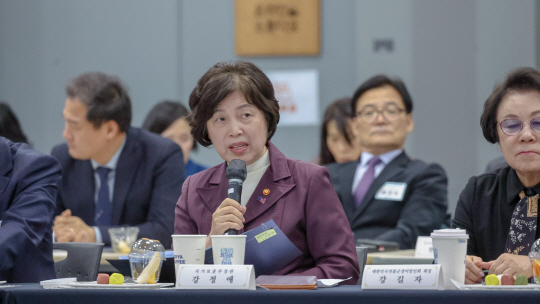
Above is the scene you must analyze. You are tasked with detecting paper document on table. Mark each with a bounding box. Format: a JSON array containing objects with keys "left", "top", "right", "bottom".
[
  {"left": 317, "top": 277, "right": 352, "bottom": 287},
  {"left": 256, "top": 275, "right": 317, "bottom": 289},
  {"left": 40, "top": 278, "right": 76, "bottom": 289},
  {"left": 415, "top": 236, "right": 434, "bottom": 258}
]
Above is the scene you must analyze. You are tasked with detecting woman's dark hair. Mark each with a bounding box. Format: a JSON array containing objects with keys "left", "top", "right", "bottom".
[
  {"left": 351, "top": 74, "right": 413, "bottom": 115},
  {"left": 142, "top": 100, "right": 197, "bottom": 151},
  {"left": 0, "top": 102, "right": 29, "bottom": 144},
  {"left": 319, "top": 97, "right": 354, "bottom": 165},
  {"left": 66, "top": 72, "right": 132, "bottom": 132},
  {"left": 481, "top": 67, "right": 540, "bottom": 144},
  {"left": 188, "top": 61, "right": 280, "bottom": 147}
]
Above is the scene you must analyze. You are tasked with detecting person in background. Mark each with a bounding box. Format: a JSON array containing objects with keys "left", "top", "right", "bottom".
[
  {"left": 319, "top": 97, "right": 362, "bottom": 165},
  {"left": 0, "top": 102, "right": 29, "bottom": 144},
  {"left": 143, "top": 100, "right": 208, "bottom": 177},
  {"left": 326, "top": 75, "right": 448, "bottom": 249},
  {"left": 174, "top": 61, "right": 359, "bottom": 282},
  {"left": 0, "top": 136, "right": 61, "bottom": 282},
  {"left": 51, "top": 72, "right": 184, "bottom": 249},
  {"left": 454, "top": 67, "right": 540, "bottom": 284}
]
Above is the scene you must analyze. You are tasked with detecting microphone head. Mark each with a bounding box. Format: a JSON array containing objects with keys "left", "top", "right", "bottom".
[{"left": 226, "top": 159, "right": 247, "bottom": 181}]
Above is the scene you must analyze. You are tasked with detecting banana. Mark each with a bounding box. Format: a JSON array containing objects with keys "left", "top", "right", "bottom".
[
  {"left": 118, "top": 241, "right": 131, "bottom": 254},
  {"left": 136, "top": 252, "right": 161, "bottom": 284}
]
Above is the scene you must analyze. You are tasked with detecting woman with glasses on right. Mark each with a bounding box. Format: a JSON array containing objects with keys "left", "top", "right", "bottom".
[{"left": 454, "top": 67, "right": 540, "bottom": 284}]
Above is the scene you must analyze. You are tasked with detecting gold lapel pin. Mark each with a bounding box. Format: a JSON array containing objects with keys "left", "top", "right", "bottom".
[{"left": 263, "top": 188, "right": 270, "bottom": 195}]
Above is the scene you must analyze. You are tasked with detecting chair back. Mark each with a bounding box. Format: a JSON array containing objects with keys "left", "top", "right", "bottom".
[
  {"left": 356, "top": 246, "right": 368, "bottom": 285},
  {"left": 53, "top": 242, "right": 104, "bottom": 281}
]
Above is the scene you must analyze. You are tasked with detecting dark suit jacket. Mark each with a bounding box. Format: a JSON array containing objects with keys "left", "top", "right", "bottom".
[
  {"left": 0, "top": 137, "right": 61, "bottom": 282},
  {"left": 52, "top": 127, "right": 184, "bottom": 248},
  {"left": 326, "top": 152, "right": 448, "bottom": 249},
  {"left": 174, "top": 142, "right": 359, "bottom": 283}
]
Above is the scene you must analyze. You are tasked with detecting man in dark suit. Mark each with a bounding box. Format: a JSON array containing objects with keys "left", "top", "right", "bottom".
[
  {"left": 327, "top": 75, "right": 448, "bottom": 249},
  {"left": 51, "top": 72, "right": 184, "bottom": 249},
  {"left": 0, "top": 136, "right": 61, "bottom": 282}
]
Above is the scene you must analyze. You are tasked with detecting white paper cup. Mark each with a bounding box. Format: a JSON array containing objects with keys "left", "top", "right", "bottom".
[
  {"left": 211, "top": 235, "right": 247, "bottom": 265},
  {"left": 430, "top": 229, "right": 469, "bottom": 290},
  {"left": 172, "top": 235, "right": 207, "bottom": 276}
]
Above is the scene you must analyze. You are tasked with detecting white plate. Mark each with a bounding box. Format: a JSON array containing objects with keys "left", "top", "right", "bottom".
[
  {"left": 40, "top": 278, "right": 77, "bottom": 289},
  {"left": 452, "top": 279, "right": 540, "bottom": 290},
  {"left": 66, "top": 282, "right": 173, "bottom": 289}
]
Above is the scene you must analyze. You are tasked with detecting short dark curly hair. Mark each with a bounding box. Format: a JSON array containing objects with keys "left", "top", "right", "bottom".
[
  {"left": 481, "top": 67, "right": 540, "bottom": 144},
  {"left": 187, "top": 61, "right": 280, "bottom": 147}
]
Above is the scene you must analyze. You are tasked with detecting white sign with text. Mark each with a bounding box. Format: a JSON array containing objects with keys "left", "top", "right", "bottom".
[
  {"left": 176, "top": 265, "right": 255, "bottom": 290},
  {"left": 362, "top": 264, "right": 444, "bottom": 290},
  {"left": 265, "top": 69, "right": 319, "bottom": 126},
  {"left": 415, "top": 236, "right": 434, "bottom": 258}
]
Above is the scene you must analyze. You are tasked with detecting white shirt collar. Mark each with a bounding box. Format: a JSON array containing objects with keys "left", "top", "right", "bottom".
[{"left": 360, "top": 149, "right": 402, "bottom": 167}]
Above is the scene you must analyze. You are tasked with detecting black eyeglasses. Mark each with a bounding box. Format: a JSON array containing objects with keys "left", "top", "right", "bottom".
[
  {"left": 497, "top": 117, "right": 540, "bottom": 136},
  {"left": 355, "top": 105, "right": 405, "bottom": 123}
]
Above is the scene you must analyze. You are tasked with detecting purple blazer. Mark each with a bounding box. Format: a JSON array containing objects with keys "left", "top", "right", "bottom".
[{"left": 174, "top": 142, "right": 359, "bottom": 283}]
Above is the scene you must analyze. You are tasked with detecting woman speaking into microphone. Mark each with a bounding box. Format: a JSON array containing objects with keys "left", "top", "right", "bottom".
[{"left": 174, "top": 61, "right": 359, "bottom": 282}]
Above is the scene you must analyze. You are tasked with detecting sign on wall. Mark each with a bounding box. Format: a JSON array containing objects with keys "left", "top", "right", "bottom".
[
  {"left": 265, "top": 69, "right": 319, "bottom": 126},
  {"left": 235, "top": 0, "right": 320, "bottom": 56}
]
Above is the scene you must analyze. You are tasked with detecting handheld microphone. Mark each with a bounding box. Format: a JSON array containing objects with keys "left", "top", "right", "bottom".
[{"left": 224, "top": 159, "right": 247, "bottom": 235}]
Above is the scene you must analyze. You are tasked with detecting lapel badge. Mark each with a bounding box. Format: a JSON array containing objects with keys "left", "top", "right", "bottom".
[
  {"left": 263, "top": 188, "right": 270, "bottom": 195},
  {"left": 257, "top": 196, "right": 267, "bottom": 204}
]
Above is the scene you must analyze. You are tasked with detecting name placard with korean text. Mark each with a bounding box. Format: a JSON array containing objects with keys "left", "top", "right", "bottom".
[
  {"left": 176, "top": 265, "right": 255, "bottom": 290},
  {"left": 362, "top": 265, "right": 444, "bottom": 290}
]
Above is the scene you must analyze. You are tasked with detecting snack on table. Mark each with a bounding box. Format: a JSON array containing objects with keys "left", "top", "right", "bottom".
[
  {"left": 483, "top": 273, "right": 530, "bottom": 286},
  {"left": 118, "top": 241, "right": 131, "bottom": 254},
  {"left": 529, "top": 239, "right": 540, "bottom": 284},
  {"left": 129, "top": 238, "right": 165, "bottom": 284},
  {"left": 533, "top": 259, "right": 540, "bottom": 281},
  {"left": 97, "top": 273, "right": 110, "bottom": 284},
  {"left": 500, "top": 274, "right": 515, "bottom": 285},
  {"left": 109, "top": 273, "right": 124, "bottom": 285},
  {"left": 485, "top": 274, "right": 499, "bottom": 285},
  {"left": 108, "top": 227, "right": 139, "bottom": 253},
  {"left": 514, "top": 274, "right": 528, "bottom": 285},
  {"left": 136, "top": 252, "right": 161, "bottom": 284}
]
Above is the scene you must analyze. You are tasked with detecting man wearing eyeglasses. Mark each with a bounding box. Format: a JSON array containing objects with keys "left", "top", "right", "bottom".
[{"left": 326, "top": 75, "right": 449, "bottom": 249}]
